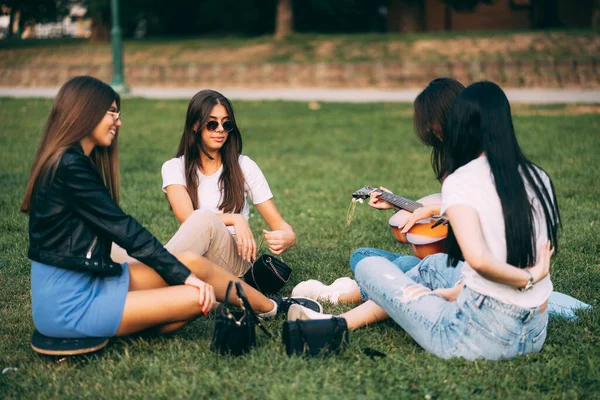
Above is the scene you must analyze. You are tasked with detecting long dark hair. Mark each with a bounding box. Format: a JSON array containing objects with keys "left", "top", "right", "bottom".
[
  {"left": 175, "top": 90, "right": 245, "bottom": 213},
  {"left": 443, "top": 81, "right": 560, "bottom": 268},
  {"left": 21, "top": 76, "right": 120, "bottom": 213},
  {"left": 413, "top": 78, "right": 465, "bottom": 182}
]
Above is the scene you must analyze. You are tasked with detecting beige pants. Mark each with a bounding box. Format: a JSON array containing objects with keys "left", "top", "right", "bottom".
[{"left": 111, "top": 209, "right": 252, "bottom": 278}]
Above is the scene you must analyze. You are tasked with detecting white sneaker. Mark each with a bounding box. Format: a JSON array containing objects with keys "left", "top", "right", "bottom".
[
  {"left": 291, "top": 277, "right": 359, "bottom": 304},
  {"left": 288, "top": 304, "right": 334, "bottom": 321}
]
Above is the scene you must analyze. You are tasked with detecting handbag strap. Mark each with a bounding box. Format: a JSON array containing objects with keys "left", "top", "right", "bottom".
[
  {"left": 235, "top": 281, "right": 273, "bottom": 339},
  {"left": 257, "top": 236, "right": 285, "bottom": 263},
  {"left": 263, "top": 256, "right": 289, "bottom": 283},
  {"left": 222, "top": 280, "right": 247, "bottom": 324},
  {"left": 250, "top": 266, "right": 263, "bottom": 293},
  {"left": 221, "top": 280, "right": 234, "bottom": 316}
]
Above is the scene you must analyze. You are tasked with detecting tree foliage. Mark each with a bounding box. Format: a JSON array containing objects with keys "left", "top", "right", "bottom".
[
  {"left": 83, "top": 0, "right": 277, "bottom": 38},
  {"left": 1, "top": 0, "right": 73, "bottom": 22},
  {"left": 1, "top": 0, "right": 75, "bottom": 38}
]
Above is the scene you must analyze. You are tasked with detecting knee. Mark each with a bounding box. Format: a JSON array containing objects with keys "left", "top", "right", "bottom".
[
  {"left": 354, "top": 255, "right": 384, "bottom": 286},
  {"left": 183, "top": 210, "right": 227, "bottom": 236},
  {"left": 176, "top": 251, "right": 212, "bottom": 271},
  {"left": 187, "top": 209, "right": 219, "bottom": 225},
  {"left": 176, "top": 251, "right": 202, "bottom": 267},
  {"left": 190, "top": 209, "right": 228, "bottom": 230},
  {"left": 350, "top": 248, "right": 373, "bottom": 273}
]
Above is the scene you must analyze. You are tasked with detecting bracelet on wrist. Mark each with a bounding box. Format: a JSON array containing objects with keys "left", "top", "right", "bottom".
[{"left": 520, "top": 270, "right": 534, "bottom": 292}]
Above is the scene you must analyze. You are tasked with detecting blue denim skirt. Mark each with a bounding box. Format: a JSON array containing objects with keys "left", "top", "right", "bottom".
[{"left": 31, "top": 261, "right": 130, "bottom": 338}]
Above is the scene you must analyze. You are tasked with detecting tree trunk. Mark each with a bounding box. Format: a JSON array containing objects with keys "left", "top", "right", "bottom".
[
  {"left": 592, "top": 0, "right": 600, "bottom": 28},
  {"left": 274, "top": 0, "right": 293, "bottom": 40},
  {"left": 387, "top": 0, "right": 425, "bottom": 33},
  {"left": 531, "top": 0, "right": 562, "bottom": 28},
  {"left": 90, "top": 15, "right": 109, "bottom": 42}
]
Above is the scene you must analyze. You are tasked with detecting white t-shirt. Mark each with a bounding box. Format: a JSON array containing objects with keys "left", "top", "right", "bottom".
[
  {"left": 161, "top": 155, "right": 273, "bottom": 234},
  {"left": 441, "top": 156, "right": 554, "bottom": 308}
]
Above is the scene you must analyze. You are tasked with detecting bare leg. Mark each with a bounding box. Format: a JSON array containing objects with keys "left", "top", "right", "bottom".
[
  {"left": 339, "top": 300, "right": 390, "bottom": 330},
  {"left": 337, "top": 288, "right": 363, "bottom": 304},
  {"left": 117, "top": 252, "right": 275, "bottom": 336},
  {"left": 116, "top": 285, "right": 209, "bottom": 336},
  {"left": 180, "top": 252, "right": 273, "bottom": 313},
  {"left": 127, "top": 252, "right": 273, "bottom": 313}
]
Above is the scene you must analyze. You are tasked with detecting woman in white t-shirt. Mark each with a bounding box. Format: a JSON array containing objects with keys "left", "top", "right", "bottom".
[
  {"left": 288, "top": 81, "right": 560, "bottom": 360},
  {"left": 158, "top": 89, "right": 296, "bottom": 277}
]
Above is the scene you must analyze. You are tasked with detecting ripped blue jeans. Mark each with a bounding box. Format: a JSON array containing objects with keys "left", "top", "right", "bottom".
[
  {"left": 354, "top": 255, "right": 548, "bottom": 360},
  {"left": 350, "top": 248, "right": 591, "bottom": 321}
]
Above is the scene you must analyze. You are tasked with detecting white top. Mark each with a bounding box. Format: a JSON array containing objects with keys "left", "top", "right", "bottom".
[
  {"left": 441, "top": 156, "right": 554, "bottom": 308},
  {"left": 161, "top": 155, "right": 273, "bottom": 234}
]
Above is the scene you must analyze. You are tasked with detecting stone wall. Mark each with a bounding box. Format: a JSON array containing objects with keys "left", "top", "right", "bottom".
[{"left": 1, "top": 59, "right": 598, "bottom": 88}]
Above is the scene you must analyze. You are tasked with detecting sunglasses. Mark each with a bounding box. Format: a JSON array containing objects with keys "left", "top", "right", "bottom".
[{"left": 206, "top": 120, "right": 234, "bottom": 132}]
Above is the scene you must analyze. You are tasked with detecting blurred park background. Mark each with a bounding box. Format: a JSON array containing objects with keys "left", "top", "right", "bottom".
[
  {"left": 0, "top": 0, "right": 599, "bottom": 89},
  {"left": 1, "top": 2, "right": 599, "bottom": 399}
]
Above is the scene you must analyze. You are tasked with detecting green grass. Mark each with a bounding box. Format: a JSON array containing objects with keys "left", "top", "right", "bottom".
[{"left": 0, "top": 98, "right": 599, "bottom": 399}]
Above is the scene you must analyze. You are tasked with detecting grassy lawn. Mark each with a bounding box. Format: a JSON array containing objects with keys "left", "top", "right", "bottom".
[
  {"left": 1, "top": 30, "right": 598, "bottom": 68},
  {"left": 0, "top": 98, "right": 599, "bottom": 399}
]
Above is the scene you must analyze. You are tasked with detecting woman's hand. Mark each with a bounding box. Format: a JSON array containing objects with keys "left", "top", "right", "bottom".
[
  {"left": 368, "top": 186, "right": 394, "bottom": 210},
  {"left": 526, "top": 241, "right": 554, "bottom": 284},
  {"left": 184, "top": 274, "right": 216, "bottom": 315},
  {"left": 433, "top": 280, "right": 464, "bottom": 302},
  {"left": 232, "top": 214, "right": 257, "bottom": 263},
  {"left": 263, "top": 229, "right": 296, "bottom": 255},
  {"left": 399, "top": 204, "right": 441, "bottom": 234}
]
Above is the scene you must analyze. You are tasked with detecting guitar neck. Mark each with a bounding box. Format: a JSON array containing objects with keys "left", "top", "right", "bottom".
[{"left": 377, "top": 191, "right": 423, "bottom": 212}]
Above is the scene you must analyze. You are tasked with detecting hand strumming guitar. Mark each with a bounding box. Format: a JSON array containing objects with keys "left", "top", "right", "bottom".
[{"left": 399, "top": 204, "right": 441, "bottom": 234}]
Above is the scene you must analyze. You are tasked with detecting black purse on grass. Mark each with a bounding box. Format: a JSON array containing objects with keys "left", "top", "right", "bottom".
[
  {"left": 282, "top": 318, "right": 349, "bottom": 357},
  {"left": 243, "top": 237, "right": 291, "bottom": 294},
  {"left": 210, "top": 281, "right": 272, "bottom": 356},
  {"left": 244, "top": 254, "right": 291, "bottom": 294}
]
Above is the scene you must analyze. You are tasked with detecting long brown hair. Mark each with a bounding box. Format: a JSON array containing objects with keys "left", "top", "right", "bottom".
[
  {"left": 175, "top": 90, "right": 245, "bottom": 213},
  {"left": 20, "top": 76, "right": 121, "bottom": 213},
  {"left": 413, "top": 78, "right": 465, "bottom": 182}
]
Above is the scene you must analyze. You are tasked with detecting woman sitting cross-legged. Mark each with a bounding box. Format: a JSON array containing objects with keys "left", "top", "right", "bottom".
[
  {"left": 111, "top": 89, "right": 296, "bottom": 280},
  {"left": 289, "top": 81, "right": 562, "bottom": 360},
  {"left": 292, "top": 77, "right": 590, "bottom": 322},
  {"left": 23, "top": 76, "right": 320, "bottom": 340}
]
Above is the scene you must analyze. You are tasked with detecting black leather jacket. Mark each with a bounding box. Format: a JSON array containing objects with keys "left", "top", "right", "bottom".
[{"left": 27, "top": 144, "right": 191, "bottom": 286}]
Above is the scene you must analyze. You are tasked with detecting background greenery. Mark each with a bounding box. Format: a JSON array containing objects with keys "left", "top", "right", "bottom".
[
  {"left": 0, "top": 98, "right": 598, "bottom": 398},
  {"left": 2, "top": 30, "right": 598, "bottom": 67}
]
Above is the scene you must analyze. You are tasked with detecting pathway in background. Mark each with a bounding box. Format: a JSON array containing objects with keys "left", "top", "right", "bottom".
[{"left": 0, "top": 87, "right": 599, "bottom": 104}]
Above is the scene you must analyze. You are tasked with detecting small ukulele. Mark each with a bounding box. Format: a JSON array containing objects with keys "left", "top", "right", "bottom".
[{"left": 352, "top": 186, "right": 448, "bottom": 259}]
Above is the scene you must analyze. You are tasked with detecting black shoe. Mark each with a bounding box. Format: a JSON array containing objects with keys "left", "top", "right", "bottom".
[{"left": 271, "top": 297, "right": 323, "bottom": 315}]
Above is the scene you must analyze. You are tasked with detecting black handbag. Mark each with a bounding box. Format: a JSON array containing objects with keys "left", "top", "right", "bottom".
[
  {"left": 282, "top": 318, "right": 349, "bottom": 357},
  {"left": 244, "top": 254, "right": 291, "bottom": 294},
  {"left": 210, "top": 280, "right": 271, "bottom": 356}
]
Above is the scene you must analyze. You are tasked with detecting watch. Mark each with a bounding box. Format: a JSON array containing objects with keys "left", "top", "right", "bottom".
[{"left": 520, "top": 271, "right": 534, "bottom": 292}]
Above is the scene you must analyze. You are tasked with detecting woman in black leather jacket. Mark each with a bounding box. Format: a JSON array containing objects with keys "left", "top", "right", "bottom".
[{"left": 21, "top": 76, "right": 307, "bottom": 338}]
